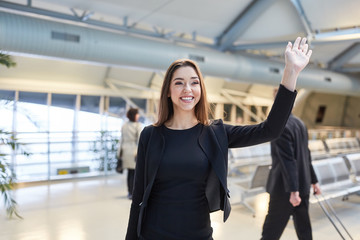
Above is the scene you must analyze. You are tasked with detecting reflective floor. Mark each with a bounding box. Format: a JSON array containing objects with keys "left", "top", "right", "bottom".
[{"left": 1, "top": 173, "right": 359, "bottom": 240}]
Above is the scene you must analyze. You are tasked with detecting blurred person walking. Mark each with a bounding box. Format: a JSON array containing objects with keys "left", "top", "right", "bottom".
[{"left": 118, "top": 108, "right": 143, "bottom": 200}]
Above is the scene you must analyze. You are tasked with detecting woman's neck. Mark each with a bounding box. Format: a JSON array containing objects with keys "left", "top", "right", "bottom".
[{"left": 165, "top": 112, "right": 198, "bottom": 130}]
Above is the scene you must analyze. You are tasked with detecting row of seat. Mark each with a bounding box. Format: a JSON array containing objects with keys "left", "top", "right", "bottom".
[
  {"left": 310, "top": 153, "right": 360, "bottom": 203},
  {"left": 228, "top": 142, "right": 271, "bottom": 177},
  {"left": 309, "top": 137, "right": 360, "bottom": 160},
  {"left": 227, "top": 139, "right": 360, "bottom": 216},
  {"left": 228, "top": 137, "right": 360, "bottom": 172},
  {"left": 228, "top": 153, "right": 360, "bottom": 216}
]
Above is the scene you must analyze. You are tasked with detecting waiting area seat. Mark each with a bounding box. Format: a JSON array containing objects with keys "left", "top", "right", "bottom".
[
  {"left": 344, "top": 153, "right": 360, "bottom": 182},
  {"left": 308, "top": 139, "right": 330, "bottom": 160},
  {"left": 228, "top": 164, "right": 271, "bottom": 216},
  {"left": 310, "top": 157, "right": 360, "bottom": 203},
  {"left": 325, "top": 137, "right": 360, "bottom": 156},
  {"left": 228, "top": 142, "right": 271, "bottom": 170}
]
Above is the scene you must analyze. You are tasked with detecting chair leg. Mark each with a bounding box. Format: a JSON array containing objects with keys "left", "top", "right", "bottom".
[
  {"left": 231, "top": 198, "right": 256, "bottom": 217},
  {"left": 242, "top": 201, "right": 256, "bottom": 217}
]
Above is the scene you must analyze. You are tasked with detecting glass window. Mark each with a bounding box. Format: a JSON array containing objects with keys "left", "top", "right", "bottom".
[
  {"left": 17, "top": 92, "right": 48, "bottom": 133},
  {"left": 236, "top": 106, "right": 244, "bottom": 124},
  {"left": 0, "top": 90, "right": 15, "bottom": 131},
  {"left": 48, "top": 93, "right": 77, "bottom": 178},
  {"left": 250, "top": 105, "right": 257, "bottom": 123},
  {"left": 78, "top": 95, "right": 101, "bottom": 132},
  {"left": 0, "top": 89, "right": 15, "bottom": 101},
  {"left": 316, "top": 105, "right": 327, "bottom": 123},
  {"left": 109, "top": 97, "right": 126, "bottom": 117},
  {"left": 52, "top": 93, "right": 76, "bottom": 110},
  {"left": 16, "top": 92, "right": 49, "bottom": 181},
  {"left": 50, "top": 94, "right": 76, "bottom": 132},
  {"left": 224, "top": 104, "right": 232, "bottom": 122},
  {"left": 130, "top": 98, "right": 146, "bottom": 111},
  {"left": 19, "top": 91, "right": 47, "bottom": 105},
  {"left": 262, "top": 106, "right": 268, "bottom": 116},
  {"left": 209, "top": 103, "right": 216, "bottom": 120},
  {"left": 80, "top": 95, "right": 100, "bottom": 114}
]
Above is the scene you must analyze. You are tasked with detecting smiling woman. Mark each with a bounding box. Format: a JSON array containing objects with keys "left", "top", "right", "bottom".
[
  {"left": 167, "top": 66, "right": 201, "bottom": 128},
  {"left": 126, "top": 38, "right": 313, "bottom": 240},
  {"left": 155, "top": 59, "right": 210, "bottom": 129}
]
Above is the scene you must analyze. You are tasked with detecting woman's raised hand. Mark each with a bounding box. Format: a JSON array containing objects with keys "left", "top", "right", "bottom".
[{"left": 285, "top": 37, "right": 312, "bottom": 74}]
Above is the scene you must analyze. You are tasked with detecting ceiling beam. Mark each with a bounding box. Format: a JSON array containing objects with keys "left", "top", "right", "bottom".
[
  {"left": 338, "top": 66, "right": 360, "bottom": 73},
  {"left": 216, "top": 0, "right": 277, "bottom": 52},
  {"left": 289, "top": 0, "right": 313, "bottom": 38},
  {"left": 315, "top": 28, "right": 360, "bottom": 41},
  {"left": 328, "top": 43, "right": 360, "bottom": 71}
]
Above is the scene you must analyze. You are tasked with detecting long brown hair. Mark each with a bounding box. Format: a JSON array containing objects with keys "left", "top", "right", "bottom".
[{"left": 154, "top": 59, "right": 210, "bottom": 126}]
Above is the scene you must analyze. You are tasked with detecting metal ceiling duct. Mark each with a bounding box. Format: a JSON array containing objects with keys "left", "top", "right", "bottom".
[{"left": 0, "top": 12, "right": 359, "bottom": 96}]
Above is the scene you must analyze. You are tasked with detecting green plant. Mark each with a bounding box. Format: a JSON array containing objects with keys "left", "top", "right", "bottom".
[
  {"left": 0, "top": 130, "right": 23, "bottom": 219},
  {"left": 0, "top": 51, "right": 22, "bottom": 219},
  {"left": 91, "top": 130, "right": 119, "bottom": 172},
  {"left": 0, "top": 52, "right": 16, "bottom": 68}
]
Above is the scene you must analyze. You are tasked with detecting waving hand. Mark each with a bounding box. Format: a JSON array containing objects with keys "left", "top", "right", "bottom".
[
  {"left": 281, "top": 37, "right": 312, "bottom": 91},
  {"left": 285, "top": 37, "right": 312, "bottom": 73}
]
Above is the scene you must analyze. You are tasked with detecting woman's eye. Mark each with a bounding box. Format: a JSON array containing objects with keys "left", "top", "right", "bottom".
[
  {"left": 174, "top": 82, "right": 183, "bottom": 85},
  {"left": 192, "top": 81, "right": 199, "bottom": 85}
]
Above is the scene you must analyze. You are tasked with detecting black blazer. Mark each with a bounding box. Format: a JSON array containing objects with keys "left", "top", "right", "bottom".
[
  {"left": 125, "top": 84, "right": 296, "bottom": 239},
  {"left": 266, "top": 114, "right": 318, "bottom": 196}
]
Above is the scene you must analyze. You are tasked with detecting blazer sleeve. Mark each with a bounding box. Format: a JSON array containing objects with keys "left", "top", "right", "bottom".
[
  {"left": 272, "top": 127, "right": 299, "bottom": 192},
  {"left": 225, "top": 84, "right": 297, "bottom": 148},
  {"left": 308, "top": 148, "right": 319, "bottom": 184},
  {"left": 125, "top": 127, "right": 148, "bottom": 240}
]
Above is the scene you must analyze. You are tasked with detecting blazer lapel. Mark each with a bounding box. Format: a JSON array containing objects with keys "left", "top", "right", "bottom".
[
  {"left": 199, "top": 123, "right": 231, "bottom": 222},
  {"left": 146, "top": 126, "right": 165, "bottom": 183},
  {"left": 199, "top": 124, "right": 228, "bottom": 188}
]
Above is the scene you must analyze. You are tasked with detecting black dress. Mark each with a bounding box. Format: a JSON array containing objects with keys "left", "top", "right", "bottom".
[{"left": 141, "top": 123, "right": 213, "bottom": 240}]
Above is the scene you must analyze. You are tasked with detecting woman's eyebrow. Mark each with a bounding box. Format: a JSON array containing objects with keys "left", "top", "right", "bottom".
[{"left": 172, "top": 76, "right": 199, "bottom": 81}]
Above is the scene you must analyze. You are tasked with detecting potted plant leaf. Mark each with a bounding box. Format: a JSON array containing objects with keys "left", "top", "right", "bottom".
[{"left": 0, "top": 51, "right": 22, "bottom": 219}]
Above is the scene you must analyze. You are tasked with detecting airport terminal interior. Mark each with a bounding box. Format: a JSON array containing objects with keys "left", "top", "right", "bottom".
[{"left": 0, "top": 0, "right": 360, "bottom": 239}]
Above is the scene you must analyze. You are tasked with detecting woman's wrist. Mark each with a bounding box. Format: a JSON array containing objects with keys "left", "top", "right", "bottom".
[{"left": 281, "top": 66, "right": 300, "bottom": 91}]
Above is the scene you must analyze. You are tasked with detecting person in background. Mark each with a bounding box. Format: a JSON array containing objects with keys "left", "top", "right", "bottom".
[
  {"left": 119, "top": 108, "right": 143, "bottom": 200},
  {"left": 261, "top": 90, "right": 321, "bottom": 240},
  {"left": 126, "top": 37, "right": 312, "bottom": 240}
]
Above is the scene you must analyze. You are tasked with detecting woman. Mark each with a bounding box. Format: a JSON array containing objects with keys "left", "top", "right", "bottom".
[
  {"left": 120, "top": 108, "right": 143, "bottom": 200},
  {"left": 126, "top": 37, "right": 312, "bottom": 239}
]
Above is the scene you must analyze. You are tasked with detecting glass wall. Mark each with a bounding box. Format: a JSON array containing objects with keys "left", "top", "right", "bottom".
[
  {"left": 0, "top": 90, "right": 15, "bottom": 132},
  {"left": 16, "top": 92, "right": 49, "bottom": 181},
  {"left": 0, "top": 90, "right": 138, "bottom": 182}
]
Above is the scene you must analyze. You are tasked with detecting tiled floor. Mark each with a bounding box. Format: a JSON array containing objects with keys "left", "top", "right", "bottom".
[{"left": 1, "top": 173, "right": 359, "bottom": 240}]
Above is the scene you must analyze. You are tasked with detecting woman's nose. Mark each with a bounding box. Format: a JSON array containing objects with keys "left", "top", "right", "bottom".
[{"left": 183, "top": 83, "right": 191, "bottom": 92}]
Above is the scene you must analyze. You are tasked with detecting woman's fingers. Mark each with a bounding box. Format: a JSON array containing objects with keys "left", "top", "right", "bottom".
[
  {"left": 299, "top": 37, "right": 307, "bottom": 50},
  {"left": 285, "top": 41, "right": 292, "bottom": 52},
  {"left": 289, "top": 37, "right": 312, "bottom": 59},
  {"left": 292, "top": 37, "right": 301, "bottom": 50},
  {"left": 306, "top": 49, "right": 313, "bottom": 58},
  {"left": 302, "top": 43, "right": 309, "bottom": 53}
]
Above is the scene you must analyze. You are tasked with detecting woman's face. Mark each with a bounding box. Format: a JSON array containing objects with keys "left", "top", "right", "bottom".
[{"left": 168, "top": 66, "right": 201, "bottom": 114}]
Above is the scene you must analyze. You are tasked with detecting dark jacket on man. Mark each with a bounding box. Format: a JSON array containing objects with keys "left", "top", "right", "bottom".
[{"left": 266, "top": 114, "right": 318, "bottom": 196}]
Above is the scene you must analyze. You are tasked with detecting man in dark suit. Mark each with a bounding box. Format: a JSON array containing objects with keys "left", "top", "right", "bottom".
[{"left": 261, "top": 93, "right": 321, "bottom": 240}]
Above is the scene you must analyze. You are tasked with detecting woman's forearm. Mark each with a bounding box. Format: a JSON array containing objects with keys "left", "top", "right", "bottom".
[{"left": 281, "top": 65, "right": 299, "bottom": 92}]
